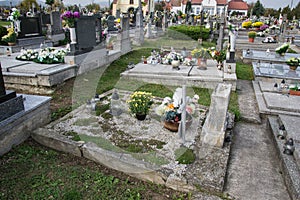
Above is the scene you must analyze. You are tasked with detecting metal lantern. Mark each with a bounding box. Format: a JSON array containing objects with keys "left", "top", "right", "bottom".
[
  {"left": 277, "top": 125, "right": 286, "bottom": 140},
  {"left": 283, "top": 138, "right": 295, "bottom": 155},
  {"left": 110, "top": 89, "right": 122, "bottom": 116}
]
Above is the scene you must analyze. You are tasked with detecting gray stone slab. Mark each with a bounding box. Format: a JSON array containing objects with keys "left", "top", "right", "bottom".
[
  {"left": 8, "top": 63, "right": 60, "bottom": 74},
  {"left": 243, "top": 50, "right": 300, "bottom": 63},
  {"left": 1, "top": 59, "right": 29, "bottom": 72},
  {"left": 0, "top": 94, "right": 51, "bottom": 156},
  {"left": 263, "top": 92, "right": 300, "bottom": 113},
  {"left": 253, "top": 62, "right": 300, "bottom": 80},
  {"left": 279, "top": 115, "right": 300, "bottom": 143},
  {"left": 129, "top": 61, "right": 224, "bottom": 78}
]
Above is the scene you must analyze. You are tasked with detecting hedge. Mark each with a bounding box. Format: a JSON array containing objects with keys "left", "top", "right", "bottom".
[{"left": 167, "top": 25, "right": 210, "bottom": 41}]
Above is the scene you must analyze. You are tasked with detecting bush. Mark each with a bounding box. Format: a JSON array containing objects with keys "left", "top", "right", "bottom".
[
  {"left": 167, "top": 25, "right": 210, "bottom": 41},
  {"left": 0, "top": 25, "right": 8, "bottom": 45}
]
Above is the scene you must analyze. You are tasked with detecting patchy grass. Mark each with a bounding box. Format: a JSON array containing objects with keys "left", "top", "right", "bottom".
[
  {"left": 0, "top": 140, "right": 189, "bottom": 199},
  {"left": 228, "top": 91, "right": 240, "bottom": 121},
  {"left": 236, "top": 61, "right": 254, "bottom": 80},
  {"left": 73, "top": 117, "right": 98, "bottom": 126},
  {"left": 175, "top": 147, "right": 196, "bottom": 164}
]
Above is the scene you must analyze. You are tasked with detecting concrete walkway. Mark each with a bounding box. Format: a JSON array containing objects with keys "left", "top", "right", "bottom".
[{"left": 224, "top": 80, "right": 290, "bottom": 200}]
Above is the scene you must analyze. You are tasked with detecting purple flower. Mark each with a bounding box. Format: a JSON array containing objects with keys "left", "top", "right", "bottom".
[
  {"left": 65, "top": 11, "right": 72, "bottom": 18},
  {"left": 73, "top": 11, "right": 80, "bottom": 18},
  {"left": 260, "top": 24, "right": 269, "bottom": 31}
]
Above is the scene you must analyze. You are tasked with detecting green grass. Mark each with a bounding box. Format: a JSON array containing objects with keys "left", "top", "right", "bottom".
[
  {"left": 0, "top": 141, "right": 189, "bottom": 199},
  {"left": 0, "top": 21, "right": 10, "bottom": 27},
  {"left": 175, "top": 147, "right": 196, "bottom": 164},
  {"left": 236, "top": 61, "right": 254, "bottom": 80}
]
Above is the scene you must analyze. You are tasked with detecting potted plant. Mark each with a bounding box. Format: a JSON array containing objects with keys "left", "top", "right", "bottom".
[
  {"left": 289, "top": 84, "right": 300, "bottom": 96},
  {"left": 1, "top": 27, "right": 17, "bottom": 46},
  {"left": 286, "top": 57, "right": 300, "bottom": 70},
  {"left": 209, "top": 48, "right": 226, "bottom": 70},
  {"left": 275, "top": 43, "right": 289, "bottom": 56},
  {"left": 248, "top": 31, "right": 257, "bottom": 42},
  {"left": 127, "top": 91, "right": 153, "bottom": 120},
  {"left": 191, "top": 48, "right": 210, "bottom": 69}
]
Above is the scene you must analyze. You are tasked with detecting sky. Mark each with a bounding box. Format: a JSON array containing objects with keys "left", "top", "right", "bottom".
[{"left": 56, "top": 0, "right": 299, "bottom": 9}]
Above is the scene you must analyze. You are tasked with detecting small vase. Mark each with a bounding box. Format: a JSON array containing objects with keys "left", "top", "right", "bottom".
[
  {"left": 248, "top": 37, "right": 254, "bottom": 43},
  {"left": 136, "top": 113, "right": 147, "bottom": 121},
  {"left": 69, "top": 27, "right": 77, "bottom": 44},
  {"left": 197, "top": 58, "right": 207, "bottom": 70}
]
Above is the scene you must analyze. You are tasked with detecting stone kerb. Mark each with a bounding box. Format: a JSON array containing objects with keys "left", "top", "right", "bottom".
[{"left": 201, "top": 83, "right": 232, "bottom": 147}]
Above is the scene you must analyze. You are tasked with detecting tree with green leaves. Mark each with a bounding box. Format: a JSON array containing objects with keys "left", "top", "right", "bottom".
[
  {"left": 19, "top": 0, "right": 39, "bottom": 13},
  {"left": 86, "top": 3, "right": 100, "bottom": 13},
  {"left": 252, "top": 0, "right": 265, "bottom": 17}
]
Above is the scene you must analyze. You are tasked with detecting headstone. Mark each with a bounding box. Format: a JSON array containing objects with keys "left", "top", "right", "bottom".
[
  {"left": 94, "top": 14, "right": 102, "bottom": 43},
  {"left": 201, "top": 84, "right": 232, "bottom": 147},
  {"left": 19, "top": 16, "right": 43, "bottom": 38},
  {"left": 120, "top": 13, "right": 131, "bottom": 54},
  {"left": 107, "top": 15, "right": 117, "bottom": 31},
  {"left": 74, "top": 16, "right": 97, "bottom": 51},
  {"left": 116, "top": 9, "right": 121, "bottom": 19},
  {"left": 134, "top": 0, "right": 144, "bottom": 45},
  {"left": 50, "top": 11, "right": 63, "bottom": 34},
  {"left": 41, "top": 13, "right": 51, "bottom": 25}
]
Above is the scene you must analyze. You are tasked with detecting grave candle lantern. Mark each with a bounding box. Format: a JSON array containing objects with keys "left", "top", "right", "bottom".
[
  {"left": 283, "top": 138, "right": 295, "bottom": 155},
  {"left": 110, "top": 89, "right": 122, "bottom": 116}
]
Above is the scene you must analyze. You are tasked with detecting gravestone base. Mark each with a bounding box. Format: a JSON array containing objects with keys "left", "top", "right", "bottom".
[
  {"left": 0, "top": 90, "right": 17, "bottom": 103},
  {"left": 0, "top": 94, "right": 51, "bottom": 156},
  {"left": 48, "top": 33, "right": 65, "bottom": 46},
  {"left": 224, "top": 60, "right": 236, "bottom": 74},
  {"left": 0, "top": 91, "right": 24, "bottom": 121}
]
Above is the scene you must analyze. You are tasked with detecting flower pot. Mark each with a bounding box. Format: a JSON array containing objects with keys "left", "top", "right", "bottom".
[
  {"left": 197, "top": 58, "right": 207, "bottom": 70},
  {"left": 289, "top": 90, "right": 300, "bottom": 96},
  {"left": 248, "top": 37, "right": 254, "bottom": 43},
  {"left": 136, "top": 113, "right": 147, "bottom": 121},
  {"left": 8, "top": 42, "right": 16, "bottom": 46},
  {"left": 164, "top": 121, "right": 179, "bottom": 132},
  {"left": 69, "top": 27, "right": 77, "bottom": 44}
]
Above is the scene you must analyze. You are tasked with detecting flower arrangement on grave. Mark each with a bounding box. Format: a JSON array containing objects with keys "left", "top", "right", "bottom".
[
  {"left": 16, "top": 47, "right": 66, "bottom": 64},
  {"left": 61, "top": 10, "right": 80, "bottom": 28},
  {"left": 155, "top": 93, "right": 198, "bottom": 132},
  {"left": 209, "top": 48, "right": 226, "bottom": 63},
  {"left": 259, "top": 24, "right": 269, "bottom": 31},
  {"left": 161, "top": 52, "right": 183, "bottom": 65},
  {"left": 1, "top": 27, "right": 16, "bottom": 44},
  {"left": 7, "top": 8, "right": 20, "bottom": 22},
  {"left": 191, "top": 48, "right": 210, "bottom": 59},
  {"left": 252, "top": 21, "right": 263, "bottom": 28},
  {"left": 242, "top": 21, "right": 252, "bottom": 29},
  {"left": 275, "top": 43, "right": 289, "bottom": 56},
  {"left": 286, "top": 57, "right": 300, "bottom": 70},
  {"left": 127, "top": 91, "right": 153, "bottom": 118},
  {"left": 16, "top": 49, "right": 39, "bottom": 61}
]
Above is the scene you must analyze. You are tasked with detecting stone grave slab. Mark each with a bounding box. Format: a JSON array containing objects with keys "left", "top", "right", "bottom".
[
  {"left": 253, "top": 62, "right": 300, "bottom": 80},
  {"left": 8, "top": 63, "right": 61, "bottom": 74},
  {"left": 263, "top": 92, "right": 300, "bottom": 113},
  {"left": 1, "top": 59, "right": 29, "bottom": 72},
  {"left": 243, "top": 50, "right": 300, "bottom": 63},
  {"left": 127, "top": 60, "right": 224, "bottom": 78},
  {"left": 279, "top": 115, "right": 300, "bottom": 143}
]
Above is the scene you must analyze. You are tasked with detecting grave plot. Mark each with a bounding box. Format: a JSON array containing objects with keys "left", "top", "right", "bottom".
[{"left": 32, "top": 89, "right": 233, "bottom": 193}]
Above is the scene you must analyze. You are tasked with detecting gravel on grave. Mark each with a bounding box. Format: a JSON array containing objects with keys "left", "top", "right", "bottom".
[{"left": 47, "top": 92, "right": 232, "bottom": 193}]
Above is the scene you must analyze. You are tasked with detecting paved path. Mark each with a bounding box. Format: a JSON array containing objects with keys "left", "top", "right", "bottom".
[{"left": 224, "top": 80, "right": 290, "bottom": 200}]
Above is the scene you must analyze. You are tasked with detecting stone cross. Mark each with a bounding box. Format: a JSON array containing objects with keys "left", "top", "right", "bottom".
[
  {"left": 177, "top": 85, "right": 187, "bottom": 143},
  {"left": 0, "top": 62, "right": 6, "bottom": 96}
]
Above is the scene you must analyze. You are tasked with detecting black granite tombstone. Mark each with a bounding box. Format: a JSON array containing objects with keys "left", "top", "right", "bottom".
[
  {"left": 75, "top": 16, "right": 96, "bottom": 51},
  {"left": 19, "top": 16, "right": 43, "bottom": 38}
]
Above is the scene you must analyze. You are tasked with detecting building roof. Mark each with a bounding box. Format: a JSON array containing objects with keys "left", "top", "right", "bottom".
[
  {"left": 216, "top": 0, "right": 227, "bottom": 5},
  {"left": 228, "top": 0, "right": 248, "bottom": 10},
  {"left": 182, "top": 0, "right": 203, "bottom": 5}
]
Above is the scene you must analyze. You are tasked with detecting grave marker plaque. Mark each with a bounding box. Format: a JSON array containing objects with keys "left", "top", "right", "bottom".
[{"left": 19, "top": 16, "right": 42, "bottom": 38}]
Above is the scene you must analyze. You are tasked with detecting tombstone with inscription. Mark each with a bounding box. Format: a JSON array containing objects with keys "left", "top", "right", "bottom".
[{"left": 217, "top": 14, "right": 225, "bottom": 51}]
